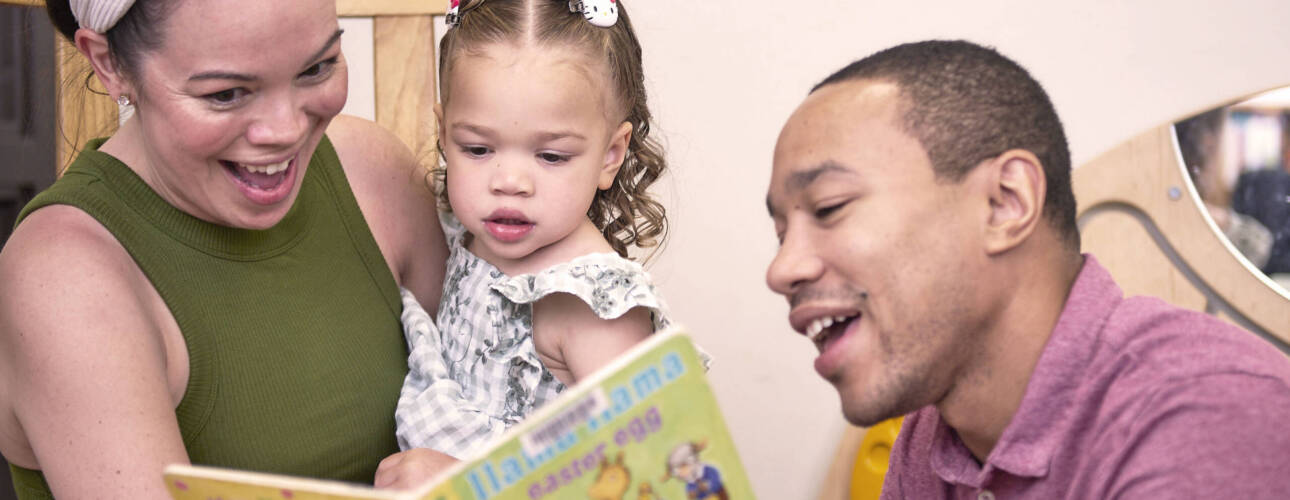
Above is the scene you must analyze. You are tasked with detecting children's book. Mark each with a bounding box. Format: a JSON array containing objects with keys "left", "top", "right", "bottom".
[{"left": 163, "top": 327, "right": 754, "bottom": 500}]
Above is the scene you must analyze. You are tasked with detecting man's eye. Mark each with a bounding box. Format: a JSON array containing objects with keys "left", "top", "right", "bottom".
[{"left": 814, "top": 202, "right": 845, "bottom": 218}]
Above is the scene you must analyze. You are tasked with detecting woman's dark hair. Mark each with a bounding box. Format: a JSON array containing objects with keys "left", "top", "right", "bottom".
[{"left": 46, "top": 0, "right": 174, "bottom": 85}]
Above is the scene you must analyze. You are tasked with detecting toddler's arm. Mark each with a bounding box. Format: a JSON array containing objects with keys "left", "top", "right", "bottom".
[
  {"left": 374, "top": 448, "right": 459, "bottom": 491},
  {"left": 532, "top": 292, "right": 654, "bottom": 386}
]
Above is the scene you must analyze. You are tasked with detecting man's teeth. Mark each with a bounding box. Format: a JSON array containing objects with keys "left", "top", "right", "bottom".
[
  {"left": 238, "top": 160, "right": 290, "bottom": 175},
  {"left": 805, "top": 315, "right": 853, "bottom": 341}
]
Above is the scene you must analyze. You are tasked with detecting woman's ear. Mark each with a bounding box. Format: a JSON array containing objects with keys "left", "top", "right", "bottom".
[
  {"left": 983, "top": 149, "right": 1046, "bottom": 255},
  {"left": 74, "top": 28, "right": 133, "bottom": 101},
  {"left": 599, "top": 121, "right": 633, "bottom": 190}
]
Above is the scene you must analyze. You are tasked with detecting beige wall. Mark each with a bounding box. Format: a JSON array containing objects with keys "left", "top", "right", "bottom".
[
  {"left": 623, "top": 1, "right": 1290, "bottom": 498},
  {"left": 345, "top": 1, "right": 1290, "bottom": 498}
]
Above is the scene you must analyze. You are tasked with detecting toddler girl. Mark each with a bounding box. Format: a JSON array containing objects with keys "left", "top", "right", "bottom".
[{"left": 380, "top": 0, "right": 683, "bottom": 485}]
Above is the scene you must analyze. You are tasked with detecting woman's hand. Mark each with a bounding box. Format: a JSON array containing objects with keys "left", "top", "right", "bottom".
[{"left": 374, "top": 448, "right": 460, "bottom": 491}]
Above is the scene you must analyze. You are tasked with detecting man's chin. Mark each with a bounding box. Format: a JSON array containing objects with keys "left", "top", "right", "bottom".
[{"left": 838, "top": 387, "right": 914, "bottom": 427}]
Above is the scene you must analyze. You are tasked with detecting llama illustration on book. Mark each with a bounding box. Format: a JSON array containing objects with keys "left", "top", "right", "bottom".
[{"left": 663, "top": 441, "right": 728, "bottom": 500}]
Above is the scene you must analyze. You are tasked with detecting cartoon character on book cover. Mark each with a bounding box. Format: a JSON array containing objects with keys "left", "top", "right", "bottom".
[{"left": 663, "top": 441, "right": 728, "bottom": 500}]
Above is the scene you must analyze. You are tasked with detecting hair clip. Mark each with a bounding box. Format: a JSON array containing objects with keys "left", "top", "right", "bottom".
[
  {"left": 569, "top": 0, "right": 618, "bottom": 28},
  {"left": 446, "top": 0, "right": 465, "bottom": 28}
]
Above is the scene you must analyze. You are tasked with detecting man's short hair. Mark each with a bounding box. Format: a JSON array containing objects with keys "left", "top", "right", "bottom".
[{"left": 813, "top": 40, "right": 1079, "bottom": 249}]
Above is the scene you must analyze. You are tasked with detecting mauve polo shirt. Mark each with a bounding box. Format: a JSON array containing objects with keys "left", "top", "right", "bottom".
[{"left": 883, "top": 255, "right": 1290, "bottom": 499}]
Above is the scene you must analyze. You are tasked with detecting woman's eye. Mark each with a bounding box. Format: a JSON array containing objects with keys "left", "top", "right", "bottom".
[
  {"left": 300, "top": 57, "right": 338, "bottom": 79},
  {"left": 204, "top": 88, "right": 246, "bottom": 106}
]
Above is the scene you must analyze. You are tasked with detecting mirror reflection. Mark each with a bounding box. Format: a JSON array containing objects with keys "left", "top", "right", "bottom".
[{"left": 1176, "top": 86, "right": 1290, "bottom": 293}]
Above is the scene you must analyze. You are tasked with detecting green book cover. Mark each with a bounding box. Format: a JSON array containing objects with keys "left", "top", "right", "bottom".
[{"left": 165, "top": 327, "right": 755, "bottom": 500}]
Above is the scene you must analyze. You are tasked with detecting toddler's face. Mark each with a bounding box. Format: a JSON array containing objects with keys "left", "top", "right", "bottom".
[{"left": 441, "top": 43, "right": 629, "bottom": 274}]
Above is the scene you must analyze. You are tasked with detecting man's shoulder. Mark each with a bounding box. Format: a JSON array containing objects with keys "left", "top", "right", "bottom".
[{"left": 1099, "top": 295, "right": 1288, "bottom": 375}]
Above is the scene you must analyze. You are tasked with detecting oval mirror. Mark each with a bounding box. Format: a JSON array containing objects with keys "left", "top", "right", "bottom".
[
  {"left": 1175, "top": 86, "right": 1290, "bottom": 295},
  {"left": 1074, "top": 87, "right": 1290, "bottom": 350}
]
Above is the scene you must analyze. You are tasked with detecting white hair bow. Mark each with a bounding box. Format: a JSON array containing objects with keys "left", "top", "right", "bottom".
[{"left": 69, "top": 0, "right": 137, "bottom": 33}]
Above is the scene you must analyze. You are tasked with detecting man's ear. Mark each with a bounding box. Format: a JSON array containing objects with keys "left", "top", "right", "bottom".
[
  {"left": 983, "top": 149, "right": 1046, "bottom": 255},
  {"left": 74, "top": 28, "right": 133, "bottom": 101},
  {"left": 599, "top": 121, "right": 633, "bottom": 190}
]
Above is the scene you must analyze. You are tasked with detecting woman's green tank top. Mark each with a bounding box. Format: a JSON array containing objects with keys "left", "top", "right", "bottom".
[{"left": 9, "top": 137, "right": 409, "bottom": 499}]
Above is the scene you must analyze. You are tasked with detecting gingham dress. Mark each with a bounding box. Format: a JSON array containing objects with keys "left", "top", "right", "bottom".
[{"left": 394, "top": 213, "right": 672, "bottom": 458}]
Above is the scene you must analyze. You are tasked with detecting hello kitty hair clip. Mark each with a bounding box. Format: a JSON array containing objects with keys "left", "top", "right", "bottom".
[
  {"left": 569, "top": 0, "right": 618, "bottom": 28},
  {"left": 446, "top": 0, "right": 471, "bottom": 28}
]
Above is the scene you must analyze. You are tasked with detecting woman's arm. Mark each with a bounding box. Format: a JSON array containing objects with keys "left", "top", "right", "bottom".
[
  {"left": 0, "top": 206, "right": 190, "bottom": 499},
  {"left": 329, "top": 115, "right": 449, "bottom": 312}
]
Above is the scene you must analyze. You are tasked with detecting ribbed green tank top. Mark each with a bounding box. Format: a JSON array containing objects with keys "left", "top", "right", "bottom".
[{"left": 9, "top": 137, "right": 409, "bottom": 499}]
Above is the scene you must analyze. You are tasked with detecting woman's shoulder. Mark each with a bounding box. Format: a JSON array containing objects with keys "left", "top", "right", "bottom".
[
  {"left": 4, "top": 204, "right": 130, "bottom": 271},
  {"left": 326, "top": 114, "right": 410, "bottom": 167},
  {"left": 1, "top": 204, "right": 158, "bottom": 325},
  {"left": 324, "top": 114, "right": 447, "bottom": 308}
]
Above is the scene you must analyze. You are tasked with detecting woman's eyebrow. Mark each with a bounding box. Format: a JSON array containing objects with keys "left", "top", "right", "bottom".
[{"left": 188, "top": 29, "right": 344, "bottom": 83}]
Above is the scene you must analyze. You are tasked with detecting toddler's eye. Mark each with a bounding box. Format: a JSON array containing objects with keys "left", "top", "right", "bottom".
[
  {"left": 461, "top": 145, "right": 491, "bottom": 158},
  {"left": 538, "top": 152, "right": 570, "bottom": 164}
]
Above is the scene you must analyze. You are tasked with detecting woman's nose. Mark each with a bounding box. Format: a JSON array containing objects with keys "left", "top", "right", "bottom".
[{"left": 246, "top": 95, "right": 308, "bottom": 147}]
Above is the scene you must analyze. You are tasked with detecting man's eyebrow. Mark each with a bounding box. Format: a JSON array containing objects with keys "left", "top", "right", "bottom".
[
  {"left": 188, "top": 29, "right": 344, "bottom": 83},
  {"left": 789, "top": 161, "right": 853, "bottom": 190},
  {"left": 766, "top": 160, "right": 856, "bottom": 216}
]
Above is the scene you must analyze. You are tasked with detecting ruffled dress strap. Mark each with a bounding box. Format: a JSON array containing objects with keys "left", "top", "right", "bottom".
[{"left": 490, "top": 252, "right": 673, "bottom": 330}]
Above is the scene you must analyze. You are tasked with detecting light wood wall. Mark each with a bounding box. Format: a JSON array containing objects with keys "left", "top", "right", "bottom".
[{"left": 1, "top": 0, "right": 448, "bottom": 173}]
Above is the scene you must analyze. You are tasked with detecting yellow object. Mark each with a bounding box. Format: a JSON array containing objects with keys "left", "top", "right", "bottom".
[{"left": 849, "top": 417, "right": 903, "bottom": 500}]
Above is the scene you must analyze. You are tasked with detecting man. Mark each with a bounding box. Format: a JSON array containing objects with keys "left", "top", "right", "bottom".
[{"left": 765, "top": 40, "right": 1290, "bottom": 498}]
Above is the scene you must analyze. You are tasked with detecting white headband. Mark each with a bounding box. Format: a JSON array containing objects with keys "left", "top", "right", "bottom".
[{"left": 70, "top": 0, "right": 137, "bottom": 33}]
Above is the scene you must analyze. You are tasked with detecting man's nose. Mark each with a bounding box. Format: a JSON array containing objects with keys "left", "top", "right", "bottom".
[{"left": 766, "top": 226, "right": 825, "bottom": 297}]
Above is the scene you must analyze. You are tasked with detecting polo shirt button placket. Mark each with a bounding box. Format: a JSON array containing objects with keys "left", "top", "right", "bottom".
[{"left": 977, "top": 490, "right": 996, "bottom": 500}]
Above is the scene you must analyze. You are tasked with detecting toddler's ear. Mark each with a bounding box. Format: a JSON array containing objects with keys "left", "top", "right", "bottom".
[{"left": 599, "top": 121, "right": 633, "bottom": 190}]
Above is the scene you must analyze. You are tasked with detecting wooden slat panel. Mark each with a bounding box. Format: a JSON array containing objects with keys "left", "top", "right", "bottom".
[
  {"left": 373, "top": 15, "right": 437, "bottom": 168},
  {"left": 337, "top": 0, "right": 448, "bottom": 16},
  {"left": 55, "top": 35, "right": 117, "bottom": 174}
]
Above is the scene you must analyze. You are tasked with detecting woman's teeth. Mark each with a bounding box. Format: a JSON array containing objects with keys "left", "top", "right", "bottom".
[
  {"left": 805, "top": 315, "right": 854, "bottom": 341},
  {"left": 239, "top": 159, "right": 290, "bottom": 175}
]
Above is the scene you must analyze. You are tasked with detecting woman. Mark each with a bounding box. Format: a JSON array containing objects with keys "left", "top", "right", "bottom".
[{"left": 0, "top": 0, "right": 447, "bottom": 498}]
